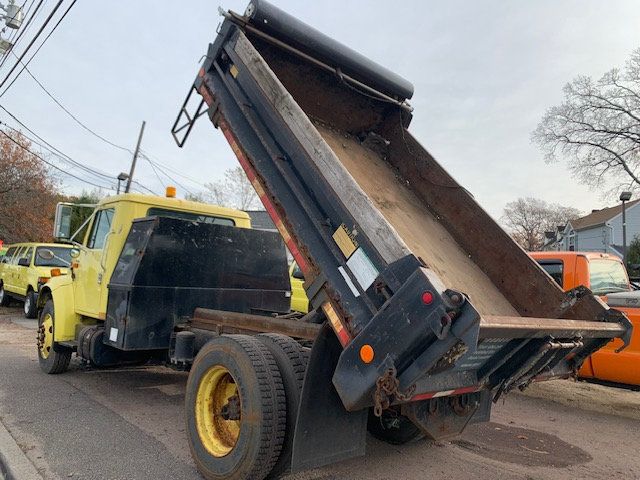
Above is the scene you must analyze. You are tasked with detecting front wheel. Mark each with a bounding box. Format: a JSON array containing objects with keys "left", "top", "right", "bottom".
[
  {"left": 24, "top": 290, "right": 37, "bottom": 318},
  {"left": 37, "top": 299, "right": 71, "bottom": 374}
]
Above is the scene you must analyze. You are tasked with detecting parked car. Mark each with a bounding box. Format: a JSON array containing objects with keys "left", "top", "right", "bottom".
[
  {"left": 0, "top": 243, "right": 73, "bottom": 318},
  {"left": 530, "top": 251, "right": 640, "bottom": 385}
]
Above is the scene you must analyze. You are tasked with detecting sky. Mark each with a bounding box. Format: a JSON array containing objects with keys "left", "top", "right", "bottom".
[{"left": 2, "top": 0, "right": 640, "bottom": 220}]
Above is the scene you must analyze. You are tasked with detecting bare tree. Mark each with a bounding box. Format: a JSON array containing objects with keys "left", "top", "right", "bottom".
[
  {"left": 532, "top": 48, "right": 640, "bottom": 198},
  {"left": 194, "top": 166, "right": 262, "bottom": 210},
  {"left": 502, "top": 197, "right": 581, "bottom": 251}
]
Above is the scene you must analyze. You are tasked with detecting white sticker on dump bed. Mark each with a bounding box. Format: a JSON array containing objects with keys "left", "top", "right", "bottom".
[
  {"left": 109, "top": 327, "right": 118, "bottom": 342},
  {"left": 346, "top": 247, "right": 379, "bottom": 292},
  {"left": 338, "top": 266, "right": 360, "bottom": 297}
]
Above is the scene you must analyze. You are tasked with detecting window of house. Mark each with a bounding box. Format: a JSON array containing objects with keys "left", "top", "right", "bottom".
[
  {"left": 537, "top": 261, "right": 564, "bottom": 288},
  {"left": 87, "top": 209, "right": 115, "bottom": 249}
]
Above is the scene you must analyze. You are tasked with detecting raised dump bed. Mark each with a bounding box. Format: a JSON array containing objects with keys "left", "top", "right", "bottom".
[{"left": 173, "top": 1, "right": 632, "bottom": 478}]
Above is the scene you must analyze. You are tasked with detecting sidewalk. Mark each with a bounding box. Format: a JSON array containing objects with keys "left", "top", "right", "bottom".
[{"left": 0, "top": 417, "right": 41, "bottom": 480}]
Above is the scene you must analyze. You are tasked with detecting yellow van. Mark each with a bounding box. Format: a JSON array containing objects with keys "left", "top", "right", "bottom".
[{"left": 0, "top": 243, "right": 72, "bottom": 318}]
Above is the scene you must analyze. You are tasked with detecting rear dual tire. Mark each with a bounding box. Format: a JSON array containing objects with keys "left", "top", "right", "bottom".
[
  {"left": 186, "top": 334, "right": 309, "bottom": 480},
  {"left": 186, "top": 335, "right": 287, "bottom": 480},
  {"left": 367, "top": 407, "right": 422, "bottom": 445}
]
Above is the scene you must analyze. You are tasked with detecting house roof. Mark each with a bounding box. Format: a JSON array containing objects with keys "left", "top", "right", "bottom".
[{"left": 569, "top": 198, "right": 640, "bottom": 231}]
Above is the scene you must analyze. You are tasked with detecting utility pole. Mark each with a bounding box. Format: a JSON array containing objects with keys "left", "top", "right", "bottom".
[
  {"left": 125, "top": 120, "right": 146, "bottom": 193},
  {"left": 620, "top": 191, "right": 632, "bottom": 267}
]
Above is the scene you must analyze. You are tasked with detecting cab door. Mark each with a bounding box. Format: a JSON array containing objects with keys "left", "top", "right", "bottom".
[
  {"left": 5, "top": 246, "right": 25, "bottom": 293},
  {"left": 73, "top": 208, "right": 115, "bottom": 318},
  {"left": 0, "top": 246, "right": 18, "bottom": 292},
  {"left": 14, "top": 246, "right": 33, "bottom": 296}
]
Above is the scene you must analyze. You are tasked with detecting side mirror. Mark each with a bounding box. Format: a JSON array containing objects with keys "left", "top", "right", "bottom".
[
  {"left": 54, "top": 203, "right": 74, "bottom": 240},
  {"left": 17, "top": 258, "right": 30, "bottom": 267},
  {"left": 37, "top": 249, "right": 55, "bottom": 260},
  {"left": 70, "top": 248, "right": 80, "bottom": 259}
]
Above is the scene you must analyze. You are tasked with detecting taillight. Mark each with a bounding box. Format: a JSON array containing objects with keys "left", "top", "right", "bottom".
[{"left": 421, "top": 291, "right": 434, "bottom": 305}]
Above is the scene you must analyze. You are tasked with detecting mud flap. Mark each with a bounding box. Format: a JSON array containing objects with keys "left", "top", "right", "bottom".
[{"left": 291, "top": 324, "right": 367, "bottom": 472}]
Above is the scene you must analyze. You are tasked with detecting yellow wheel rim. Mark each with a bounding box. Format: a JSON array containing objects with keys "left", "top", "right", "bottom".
[
  {"left": 40, "top": 314, "right": 54, "bottom": 359},
  {"left": 195, "top": 365, "right": 241, "bottom": 457}
]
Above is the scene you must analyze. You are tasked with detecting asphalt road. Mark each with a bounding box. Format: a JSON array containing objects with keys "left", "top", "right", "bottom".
[{"left": 1, "top": 306, "right": 639, "bottom": 480}]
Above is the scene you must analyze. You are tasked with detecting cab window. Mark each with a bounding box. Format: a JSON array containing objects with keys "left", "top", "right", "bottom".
[
  {"left": 589, "top": 259, "right": 629, "bottom": 295},
  {"left": 537, "top": 261, "right": 563, "bottom": 288},
  {"left": 19, "top": 247, "right": 33, "bottom": 266},
  {"left": 2, "top": 247, "right": 17, "bottom": 264},
  {"left": 146, "top": 208, "right": 235, "bottom": 226},
  {"left": 10, "top": 247, "right": 25, "bottom": 265},
  {"left": 87, "top": 209, "right": 115, "bottom": 249}
]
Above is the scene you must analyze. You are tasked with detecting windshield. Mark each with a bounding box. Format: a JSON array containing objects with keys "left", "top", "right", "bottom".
[
  {"left": 589, "top": 259, "right": 630, "bottom": 295},
  {"left": 34, "top": 247, "right": 72, "bottom": 267}
]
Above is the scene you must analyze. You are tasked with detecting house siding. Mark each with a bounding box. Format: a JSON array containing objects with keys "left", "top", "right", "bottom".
[
  {"left": 575, "top": 225, "right": 610, "bottom": 253},
  {"left": 609, "top": 202, "right": 640, "bottom": 249}
]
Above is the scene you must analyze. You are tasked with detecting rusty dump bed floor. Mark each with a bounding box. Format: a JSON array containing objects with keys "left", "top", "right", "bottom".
[{"left": 316, "top": 122, "right": 518, "bottom": 317}]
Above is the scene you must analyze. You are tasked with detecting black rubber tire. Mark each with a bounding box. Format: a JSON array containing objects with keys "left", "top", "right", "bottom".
[
  {"left": 0, "top": 283, "right": 10, "bottom": 307},
  {"left": 186, "top": 335, "right": 286, "bottom": 480},
  {"left": 367, "top": 408, "right": 422, "bottom": 445},
  {"left": 257, "top": 334, "right": 309, "bottom": 479},
  {"left": 37, "top": 299, "right": 72, "bottom": 374},
  {"left": 24, "top": 290, "right": 37, "bottom": 318}
]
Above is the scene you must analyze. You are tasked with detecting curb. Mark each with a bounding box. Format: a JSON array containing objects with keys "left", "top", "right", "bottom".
[{"left": 0, "top": 418, "right": 42, "bottom": 480}]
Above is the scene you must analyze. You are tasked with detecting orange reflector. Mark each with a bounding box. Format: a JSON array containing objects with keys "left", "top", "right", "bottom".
[
  {"left": 50, "top": 268, "right": 62, "bottom": 277},
  {"left": 166, "top": 186, "right": 176, "bottom": 198},
  {"left": 37, "top": 276, "right": 50, "bottom": 284},
  {"left": 360, "top": 344, "right": 374, "bottom": 364}
]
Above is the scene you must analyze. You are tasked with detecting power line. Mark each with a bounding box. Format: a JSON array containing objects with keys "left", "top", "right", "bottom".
[
  {"left": 0, "top": 0, "right": 63, "bottom": 93},
  {"left": 1, "top": 121, "right": 117, "bottom": 189},
  {"left": 9, "top": 50, "right": 133, "bottom": 152},
  {"left": 1, "top": 129, "right": 117, "bottom": 190},
  {"left": 140, "top": 153, "right": 195, "bottom": 196},
  {"left": 0, "top": 104, "right": 115, "bottom": 182},
  {"left": 0, "top": 104, "right": 160, "bottom": 195},
  {"left": 0, "top": 0, "right": 76, "bottom": 98},
  {"left": 140, "top": 148, "right": 209, "bottom": 189}
]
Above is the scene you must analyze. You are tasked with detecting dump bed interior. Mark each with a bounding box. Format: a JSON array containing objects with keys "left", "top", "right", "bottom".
[
  {"left": 316, "top": 123, "right": 517, "bottom": 316},
  {"left": 249, "top": 35, "right": 558, "bottom": 319}
]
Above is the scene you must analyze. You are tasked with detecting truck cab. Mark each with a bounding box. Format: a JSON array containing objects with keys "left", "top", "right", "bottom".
[
  {"left": 36, "top": 191, "right": 253, "bottom": 372},
  {"left": 530, "top": 251, "right": 640, "bottom": 385}
]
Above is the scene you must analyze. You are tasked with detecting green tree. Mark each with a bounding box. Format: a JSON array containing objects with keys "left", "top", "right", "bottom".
[{"left": 67, "top": 189, "right": 103, "bottom": 241}]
